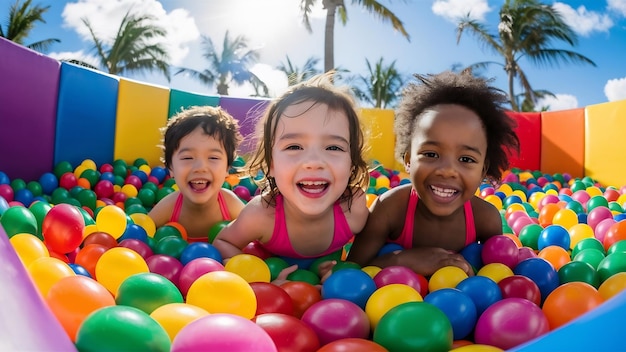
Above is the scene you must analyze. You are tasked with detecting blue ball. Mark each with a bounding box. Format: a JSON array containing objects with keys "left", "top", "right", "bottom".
[
  {"left": 38, "top": 172, "right": 58, "bottom": 195},
  {"left": 179, "top": 242, "right": 223, "bottom": 266},
  {"left": 132, "top": 170, "right": 149, "bottom": 184},
  {"left": 424, "top": 288, "right": 477, "bottom": 340},
  {"left": 149, "top": 166, "right": 168, "bottom": 183},
  {"left": 118, "top": 223, "right": 149, "bottom": 243},
  {"left": 0, "top": 171, "right": 9, "bottom": 185},
  {"left": 378, "top": 242, "right": 404, "bottom": 256},
  {"left": 538, "top": 224, "right": 570, "bottom": 250},
  {"left": 456, "top": 275, "right": 502, "bottom": 316},
  {"left": 69, "top": 263, "right": 92, "bottom": 278},
  {"left": 14, "top": 188, "right": 34, "bottom": 207},
  {"left": 460, "top": 242, "right": 483, "bottom": 272},
  {"left": 513, "top": 257, "right": 559, "bottom": 303},
  {"left": 322, "top": 268, "right": 377, "bottom": 309}
]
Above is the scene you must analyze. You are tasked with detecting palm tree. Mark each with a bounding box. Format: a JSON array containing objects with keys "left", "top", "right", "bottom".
[
  {"left": 65, "top": 10, "right": 170, "bottom": 81},
  {"left": 174, "top": 31, "right": 267, "bottom": 96},
  {"left": 277, "top": 55, "right": 321, "bottom": 86},
  {"left": 0, "top": 0, "right": 59, "bottom": 52},
  {"left": 456, "top": 0, "right": 595, "bottom": 111},
  {"left": 351, "top": 57, "right": 404, "bottom": 108},
  {"left": 300, "top": 0, "right": 410, "bottom": 72}
]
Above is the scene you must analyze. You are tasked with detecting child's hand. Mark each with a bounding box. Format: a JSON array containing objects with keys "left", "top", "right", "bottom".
[
  {"left": 396, "top": 247, "right": 474, "bottom": 277},
  {"left": 271, "top": 264, "right": 298, "bottom": 286},
  {"left": 317, "top": 260, "right": 338, "bottom": 283}
]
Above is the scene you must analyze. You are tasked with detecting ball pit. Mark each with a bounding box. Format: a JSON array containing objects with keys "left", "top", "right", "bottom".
[{"left": 2, "top": 159, "right": 626, "bottom": 351}]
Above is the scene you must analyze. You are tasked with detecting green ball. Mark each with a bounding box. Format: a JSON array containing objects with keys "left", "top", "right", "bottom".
[
  {"left": 113, "top": 164, "right": 128, "bottom": 179},
  {"left": 265, "top": 257, "right": 290, "bottom": 281},
  {"left": 309, "top": 250, "right": 343, "bottom": 276},
  {"left": 163, "top": 178, "right": 177, "bottom": 188},
  {"left": 133, "top": 158, "right": 149, "bottom": 168},
  {"left": 28, "top": 201, "right": 52, "bottom": 240},
  {"left": 571, "top": 238, "right": 605, "bottom": 258},
  {"left": 558, "top": 261, "right": 600, "bottom": 288},
  {"left": 75, "top": 305, "right": 170, "bottom": 352},
  {"left": 156, "top": 187, "right": 175, "bottom": 202},
  {"left": 208, "top": 220, "right": 230, "bottom": 244},
  {"left": 518, "top": 223, "right": 543, "bottom": 250},
  {"left": 154, "top": 225, "right": 183, "bottom": 242},
  {"left": 125, "top": 203, "right": 148, "bottom": 215},
  {"left": 54, "top": 161, "right": 74, "bottom": 179},
  {"left": 332, "top": 260, "right": 361, "bottom": 273},
  {"left": 77, "top": 189, "right": 97, "bottom": 210},
  {"left": 573, "top": 248, "right": 606, "bottom": 270},
  {"left": 115, "top": 273, "right": 183, "bottom": 314},
  {"left": 154, "top": 236, "right": 188, "bottom": 259},
  {"left": 141, "top": 182, "right": 159, "bottom": 194},
  {"left": 597, "top": 252, "right": 626, "bottom": 283},
  {"left": 374, "top": 301, "right": 453, "bottom": 352},
  {"left": 0, "top": 206, "right": 38, "bottom": 238},
  {"left": 287, "top": 269, "right": 320, "bottom": 286},
  {"left": 586, "top": 196, "right": 609, "bottom": 213},
  {"left": 232, "top": 156, "right": 246, "bottom": 168},
  {"left": 137, "top": 188, "right": 156, "bottom": 207},
  {"left": 10, "top": 178, "right": 26, "bottom": 192},
  {"left": 26, "top": 181, "right": 43, "bottom": 197},
  {"left": 78, "top": 206, "right": 96, "bottom": 226},
  {"left": 607, "top": 240, "right": 626, "bottom": 255},
  {"left": 80, "top": 169, "right": 100, "bottom": 188}
]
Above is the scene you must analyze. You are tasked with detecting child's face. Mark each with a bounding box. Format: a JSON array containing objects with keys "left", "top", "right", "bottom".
[
  {"left": 169, "top": 126, "right": 229, "bottom": 205},
  {"left": 405, "top": 104, "right": 488, "bottom": 217},
  {"left": 270, "top": 101, "right": 352, "bottom": 215}
]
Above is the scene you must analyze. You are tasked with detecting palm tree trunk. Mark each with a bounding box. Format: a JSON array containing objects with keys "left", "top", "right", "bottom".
[
  {"left": 323, "top": 0, "right": 337, "bottom": 72},
  {"left": 508, "top": 70, "right": 518, "bottom": 111}
]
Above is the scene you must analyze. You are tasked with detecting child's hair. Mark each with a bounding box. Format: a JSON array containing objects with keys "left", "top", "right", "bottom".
[
  {"left": 394, "top": 70, "right": 520, "bottom": 183},
  {"left": 247, "top": 71, "right": 369, "bottom": 204},
  {"left": 160, "top": 106, "right": 243, "bottom": 169}
]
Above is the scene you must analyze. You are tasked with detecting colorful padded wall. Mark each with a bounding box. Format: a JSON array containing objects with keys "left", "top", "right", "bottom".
[
  {"left": 584, "top": 100, "right": 626, "bottom": 187},
  {"left": 0, "top": 38, "right": 60, "bottom": 181},
  {"left": 360, "top": 108, "right": 398, "bottom": 169},
  {"left": 506, "top": 111, "right": 542, "bottom": 172},
  {"left": 540, "top": 108, "right": 584, "bottom": 178},
  {"left": 219, "top": 96, "right": 270, "bottom": 155},
  {"left": 114, "top": 78, "right": 170, "bottom": 167},
  {"left": 55, "top": 62, "right": 118, "bottom": 168},
  {"left": 168, "top": 89, "right": 220, "bottom": 119}
]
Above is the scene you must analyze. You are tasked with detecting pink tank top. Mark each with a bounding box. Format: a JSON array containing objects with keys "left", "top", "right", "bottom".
[
  {"left": 170, "top": 192, "right": 231, "bottom": 243},
  {"left": 390, "top": 189, "right": 476, "bottom": 249},
  {"left": 261, "top": 194, "right": 353, "bottom": 259}
]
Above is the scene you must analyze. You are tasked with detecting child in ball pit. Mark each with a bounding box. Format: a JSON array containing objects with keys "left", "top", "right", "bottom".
[
  {"left": 148, "top": 105, "right": 245, "bottom": 242},
  {"left": 213, "top": 71, "right": 370, "bottom": 281},
  {"left": 347, "top": 69, "right": 520, "bottom": 277}
]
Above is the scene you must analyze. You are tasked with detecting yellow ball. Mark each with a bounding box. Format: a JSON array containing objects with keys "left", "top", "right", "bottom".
[
  {"left": 428, "top": 266, "right": 469, "bottom": 292},
  {"left": 598, "top": 272, "right": 626, "bottom": 300},
  {"left": 95, "top": 247, "right": 149, "bottom": 296},
  {"left": 450, "top": 344, "right": 504, "bottom": 352},
  {"left": 512, "top": 190, "right": 527, "bottom": 203},
  {"left": 362, "top": 265, "right": 382, "bottom": 278},
  {"left": 150, "top": 303, "right": 209, "bottom": 342},
  {"left": 73, "top": 164, "right": 87, "bottom": 179},
  {"left": 121, "top": 184, "right": 138, "bottom": 198},
  {"left": 186, "top": 271, "right": 257, "bottom": 319},
  {"left": 365, "top": 284, "right": 423, "bottom": 330},
  {"left": 96, "top": 205, "right": 128, "bottom": 239},
  {"left": 484, "top": 195, "right": 503, "bottom": 210},
  {"left": 528, "top": 191, "right": 546, "bottom": 210},
  {"left": 496, "top": 184, "right": 513, "bottom": 197},
  {"left": 10, "top": 233, "right": 49, "bottom": 267},
  {"left": 476, "top": 263, "right": 514, "bottom": 283},
  {"left": 375, "top": 175, "right": 390, "bottom": 189},
  {"left": 80, "top": 159, "right": 97, "bottom": 170},
  {"left": 130, "top": 213, "right": 157, "bottom": 238},
  {"left": 551, "top": 208, "right": 578, "bottom": 230},
  {"left": 225, "top": 254, "right": 271, "bottom": 283},
  {"left": 586, "top": 186, "right": 603, "bottom": 197},
  {"left": 138, "top": 164, "right": 152, "bottom": 175},
  {"left": 27, "top": 257, "right": 75, "bottom": 297},
  {"left": 568, "top": 223, "right": 594, "bottom": 250},
  {"left": 366, "top": 193, "right": 378, "bottom": 208}
]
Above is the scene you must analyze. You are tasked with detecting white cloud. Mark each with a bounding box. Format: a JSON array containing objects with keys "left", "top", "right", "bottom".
[
  {"left": 60, "top": 0, "right": 199, "bottom": 65},
  {"left": 552, "top": 3, "right": 613, "bottom": 36},
  {"left": 47, "top": 50, "right": 99, "bottom": 67},
  {"left": 432, "top": 0, "right": 491, "bottom": 23},
  {"left": 608, "top": 0, "right": 626, "bottom": 17},
  {"left": 228, "top": 63, "right": 289, "bottom": 98},
  {"left": 604, "top": 77, "right": 626, "bottom": 102},
  {"left": 536, "top": 94, "right": 579, "bottom": 111}
]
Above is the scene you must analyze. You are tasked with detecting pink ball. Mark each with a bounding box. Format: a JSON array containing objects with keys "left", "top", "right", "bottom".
[
  {"left": 571, "top": 190, "right": 591, "bottom": 207},
  {"left": 301, "top": 299, "right": 370, "bottom": 345},
  {"left": 587, "top": 206, "right": 613, "bottom": 231},
  {"left": 481, "top": 235, "right": 520, "bottom": 269},
  {"left": 233, "top": 185, "right": 252, "bottom": 202},
  {"left": 511, "top": 216, "right": 535, "bottom": 235},
  {"left": 594, "top": 218, "right": 617, "bottom": 243},
  {"left": 177, "top": 257, "right": 225, "bottom": 297},
  {"left": 172, "top": 314, "right": 277, "bottom": 352},
  {"left": 118, "top": 239, "right": 153, "bottom": 259},
  {"left": 373, "top": 265, "right": 428, "bottom": 297},
  {"left": 146, "top": 254, "right": 184, "bottom": 287},
  {"left": 94, "top": 180, "right": 115, "bottom": 199},
  {"left": 0, "top": 184, "right": 14, "bottom": 202},
  {"left": 474, "top": 298, "right": 549, "bottom": 350},
  {"left": 125, "top": 175, "right": 143, "bottom": 190},
  {"left": 518, "top": 246, "right": 538, "bottom": 262},
  {"left": 507, "top": 210, "right": 530, "bottom": 227},
  {"left": 538, "top": 194, "right": 559, "bottom": 210}
]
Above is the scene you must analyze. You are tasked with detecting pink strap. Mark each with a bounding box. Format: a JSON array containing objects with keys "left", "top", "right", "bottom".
[
  {"left": 464, "top": 201, "right": 476, "bottom": 246},
  {"left": 169, "top": 193, "right": 183, "bottom": 222},
  {"left": 217, "top": 192, "right": 231, "bottom": 221}
]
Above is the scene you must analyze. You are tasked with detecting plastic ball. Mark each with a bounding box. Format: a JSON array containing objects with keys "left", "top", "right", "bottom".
[
  {"left": 45, "top": 275, "right": 116, "bottom": 341},
  {"left": 568, "top": 223, "right": 595, "bottom": 250},
  {"left": 75, "top": 244, "right": 108, "bottom": 278},
  {"left": 146, "top": 254, "right": 184, "bottom": 286},
  {"left": 154, "top": 236, "right": 188, "bottom": 259},
  {"left": 518, "top": 223, "right": 543, "bottom": 250},
  {"left": 279, "top": 281, "right": 322, "bottom": 318},
  {"left": 233, "top": 185, "right": 252, "bottom": 202},
  {"left": 573, "top": 248, "right": 606, "bottom": 270},
  {"left": 115, "top": 272, "right": 184, "bottom": 314},
  {"left": 597, "top": 252, "right": 626, "bottom": 283},
  {"left": 537, "top": 245, "right": 571, "bottom": 271},
  {"left": 265, "top": 256, "right": 290, "bottom": 281},
  {"left": 27, "top": 256, "right": 76, "bottom": 297},
  {"left": 481, "top": 235, "right": 519, "bottom": 269},
  {"left": 603, "top": 220, "right": 626, "bottom": 252},
  {"left": 95, "top": 247, "right": 150, "bottom": 296},
  {"left": 429, "top": 266, "right": 469, "bottom": 292},
  {"left": 317, "top": 338, "right": 387, "bottom": 352},
  {"left": 75, "top": 305, "right": 170, "bottom": 352},
  {"left": 365, "top": 284, "right": 423, "bottom": 330},
  {"left": 322, "top": 268, "right": 377, "bottom": 309},
  {"left": 82, "top": 231, "right": 118, "bottom": 249},
  {"left": 460, "top": 242, "right": 484, "bottom": 273},
  {"left": 497, "top": 275, "right": 542, "bottom": 306},
  {"left": 373, "top": 265, "right": 429, "bottom": 297},
  {"left": 177, "top": 257, "right": 225, "bottom": 297},
  {"left": 474, "top": 298, "right": 549, "bottom": 350},
  {"left": 598, "top": 272, "right": 626, "bottom": 300},
  {"left": 476, "top": 263, "right": 514, "bottom": 284},
  {"left": 250, "top": 282, "right": 294, "bottom": 316},
  {"left": 9, "top": 233, "right": 49, "bottom": 267},
  {"left": 0, "top": 205, "right": 38, "bottom": 238},
  {"left": 118, "top": 238, "right": 154, "bottom": 259},
  {"left": 513, "top": 258, "right": 560, "bottom": 302},
  {"left": 558, "top": 260, "right": 600, "bottom": 288},
  {"left": 225, "top": 253, "right": 271, "bottom": 283},
  {"left": 456, "top": 275, "right": 502, "bottom": 315},
  {"left": 541, "top": 282, "right": 604, "bottom": 330},
  {"left": 538, "top": 224, "right": 570, "bottom": 251},
  {"left": 95, "top": 205, "right": 128, "bottom": 239},
  {"left": 186, "top": 271, "right": 256, "bottom": 319},
  {"left": 179, "top": 242, "right": 223, "bottom": 265},
  {"left": 587, "top": 206, "right": 614, "bottom": 231},
  {"left": 253, "top": 313, "right": 320, "bottom": 352},
  {"left": 149, "top": 303, "right": 209, "bottom": 342},
  {"left": 301, "top": 298, "right": 370, "bottom": 346},
  {"left": 551, "top": 208, "right": 578, "bottom": 230},
  {"left": 424, "top": 288, "right": 477, "bottom": 340},
  {"left": 373, "top": 301, "right": 453, "bottom": 352}
]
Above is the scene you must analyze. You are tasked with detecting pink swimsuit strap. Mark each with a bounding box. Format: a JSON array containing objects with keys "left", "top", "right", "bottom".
[{"left": 169, "top": 191, "right": 231, "bottom": 222}]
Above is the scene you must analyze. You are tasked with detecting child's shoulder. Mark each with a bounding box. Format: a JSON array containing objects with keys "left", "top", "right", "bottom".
[{"left": 377, "top": 183, "right": 413, "bottom": 203}]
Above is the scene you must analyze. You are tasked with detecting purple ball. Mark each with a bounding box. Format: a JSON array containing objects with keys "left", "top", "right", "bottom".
[
  {"left": 233, "top": 185, "right": 252, "bottom": 202},
  {"left": 118, "top": 238, "right": 153, "bottom": 259},
  {"left": 301, "top": 298, "right": 370, "bottom": 345},
  {"left": 474, "top": 298, "right": 549, "bottom": 350},
  {"left": 481, "top": 235, "right": 520, "bottom": 269}
]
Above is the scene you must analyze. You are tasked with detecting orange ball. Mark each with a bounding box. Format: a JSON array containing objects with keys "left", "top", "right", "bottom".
[
  {"left": 538, "top": 203, "right": 560, "bottom": 227},
  {"left": 537, "top": 245, "right": 570, "bottom": 271},
  {"left": 602, "top": 220, "right": 626, "bottom": 252},
  {"left": 542, "top": 282, "right": 603, "bottom": 330}
]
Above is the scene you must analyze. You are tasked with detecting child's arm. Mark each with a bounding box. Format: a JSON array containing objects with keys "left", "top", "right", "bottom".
[
  {"left": 219, "top": 188, "right": 246, "bottom": 219},
  {"left": 472, "top": 196, "right": 504, "bottom": 242},
  {"left": 213, "top": 196, "right": 269, "bottom": 261},
  {"left": 147, "top": 191, "right": 177, "bottom": 228},
  {"left": 378, "top": 247, "right": 474, "bottom": 277}
]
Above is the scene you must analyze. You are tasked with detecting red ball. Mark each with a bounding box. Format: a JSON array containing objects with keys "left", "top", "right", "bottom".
[
  {"left": 83, "top": 231, "right": 118, "bottom": 249},
  {"left": 497, "top": 275, "right": 542, "bottom": 306},
  {"left": 146, "top": 254, "right": 183, "bottom": 287},
  {"left": 317, "top": 338, "right": 387, "bottom": 352},
  {"left": 99, "top": 163, "right": 114, "bottom": 173},
  {"left": 125, "top": 175, "right": 143, "bottom": 190},
  {"left": 243, "top": 241, "right": 273, "bottom": 260},
  {"left": 279, "top": 281, "right": 322, "bottom": 319},
  {"left": 93, "top": 180, "right": 115, "bottom": 199},
  {"left": 253, "top": 313, "right": 320, "bottom": 352},
  {"left": 43, "top": 203, "right": 85, "bottom": 254},
  {"left": 250, "top": 282, "right": 294, "bottom": 316},
  {"left": 0, "top": 184, "right": 14, "bottom": 202},
  {"left": 59, "top": 172, "right": 78, "bottom": 190},
  {"left": 75, "top": 244, "right": 108, "bottom": 278}
]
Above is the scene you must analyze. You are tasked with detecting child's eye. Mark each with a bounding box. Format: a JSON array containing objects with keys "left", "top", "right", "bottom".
[
  {"left": 460, "top": 156, "right": 477, "bottom": 163},
  {"left": 422, "top": 152, "right": 438, "bottom": 158},
  {"left": 327, "top": 145, "right": 345, "bottom": 152},
  {"left": 285, "top": 145, "right": 302, "bottom": 150}
]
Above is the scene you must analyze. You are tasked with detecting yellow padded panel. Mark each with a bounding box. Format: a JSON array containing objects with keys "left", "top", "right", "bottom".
[
  {"left": 360, "top": 108, "right": 396, "bottom": 169},
  {"left": 114, "top": 78, "right": 169, "bottom": 166},
  {"left": 584, "top": 100, "right": 626, "bottom": 187},
  {"left": 540, "top": 108, "right": 584, "bottom": 178}
]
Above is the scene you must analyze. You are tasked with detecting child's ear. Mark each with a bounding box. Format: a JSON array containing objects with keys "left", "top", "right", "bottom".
[{"left": 403, "top": 152, "right": 411, "bottom": 173}]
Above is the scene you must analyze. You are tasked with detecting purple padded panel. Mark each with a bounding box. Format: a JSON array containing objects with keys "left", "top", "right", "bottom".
[
  {"left": 0, "top": 38, "right": 60, "bottom": 182},
  {"left": 218, "top": 96, "right": 270, "bottom": 155}
]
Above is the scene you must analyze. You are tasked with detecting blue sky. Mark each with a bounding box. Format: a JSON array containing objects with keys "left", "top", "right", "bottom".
[{"left": 7, "top": 0, "right": 626, "bottom": 110}]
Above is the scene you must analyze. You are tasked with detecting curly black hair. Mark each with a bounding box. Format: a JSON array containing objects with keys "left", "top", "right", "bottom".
[
  {"left": 160, "top": 105, "right": 242, "bottom": 169},
  {"left": 394, "top": 70, "right": 520, "bottom": 182}
]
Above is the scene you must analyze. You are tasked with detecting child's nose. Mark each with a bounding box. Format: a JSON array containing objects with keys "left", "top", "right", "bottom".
[
  {"left": 435, "top": 158, "right": 459, "bottom": 177},
  {"left": 302, "top": 149, "right": 324, "bottom": 169}
]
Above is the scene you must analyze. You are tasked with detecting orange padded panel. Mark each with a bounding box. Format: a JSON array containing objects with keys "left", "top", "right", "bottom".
[{"left": 540, "top": 108, "right": 584, "bottom": 178}]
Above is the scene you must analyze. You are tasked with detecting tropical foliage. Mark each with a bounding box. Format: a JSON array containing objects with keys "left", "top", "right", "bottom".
[
  {"left": 299, "top": 0, "right": 410, "bottom": 72},
  {"left": 277, "top": 55, "right": 322, "bottom": 86},
  {"left": 351, "top": 57, "right": 404, "bottom": 108},
  {"left": 0, "top": 0, "right": 59, "bottom": 52},
  {"left": 456, "top": 0, "right": 595, "bottom": 111},
  {"left": 174, "top": 31, "right": 267, "bottom": 96}
]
